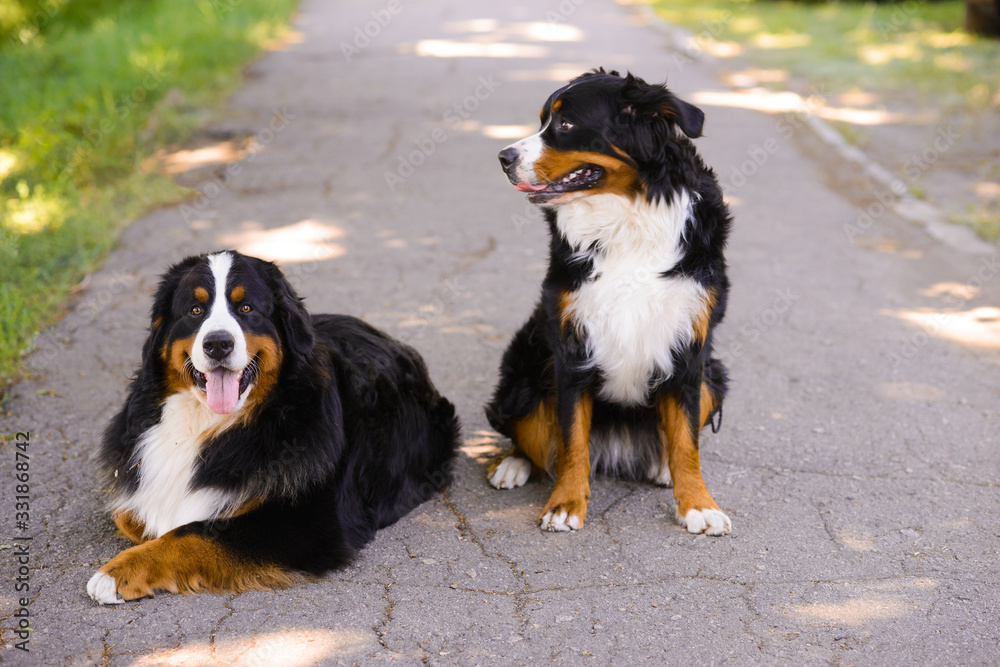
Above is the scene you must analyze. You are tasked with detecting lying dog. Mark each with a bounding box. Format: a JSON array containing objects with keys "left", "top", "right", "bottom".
[
  {"left": 486, "top": 69, "right": 732, "bottom": 535},
  {"left": 88, "top": 251, "right": 459, "bottom": 603}
]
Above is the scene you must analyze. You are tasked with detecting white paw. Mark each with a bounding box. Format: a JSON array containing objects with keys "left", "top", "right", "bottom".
[
  {"left": 489, "top": 456, "right": 531, "bottom": 489},
  {"left": 647, "top": 462, "right": 672, "bottom": 487},
  {"left": 87, "top": 572, "right": 123, "bottom": 605},
  {"left": 540, "top": 508, "right": 581, "bottom": 532},
  {"left": 679, "top": 508, "right": 731, "bottom": 536}
]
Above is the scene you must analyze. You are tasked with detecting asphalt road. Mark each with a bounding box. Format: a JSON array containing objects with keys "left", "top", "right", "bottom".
[{"left": 2, "top": 0, "right": 999, "bottom": 664}]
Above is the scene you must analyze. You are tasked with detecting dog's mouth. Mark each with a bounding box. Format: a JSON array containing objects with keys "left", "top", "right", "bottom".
[
  {"left": 191, "top": 356, "right": 258, "bottom": 414},
  {"left": 515, "top": 165, "right": 604, "bottom": 202}
]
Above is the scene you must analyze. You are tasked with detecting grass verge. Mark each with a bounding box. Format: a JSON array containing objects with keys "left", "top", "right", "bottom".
[
  {"left": 651, "top": 0, "right": 1000, "bottom": 240},
  {"left": 650, "top": 0, "right": 1000, "bottom": 109},
  {"left": 0, "top": 0, "right": 299, "bottom": 398}
]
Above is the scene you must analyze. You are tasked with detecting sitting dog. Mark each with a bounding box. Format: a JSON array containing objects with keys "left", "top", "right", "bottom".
[
  {"left": 88, "top": 251, "right": 459, "bottom": 603},
  {"left": 486, "top": 69, "right": 732, "bottom": 535}
]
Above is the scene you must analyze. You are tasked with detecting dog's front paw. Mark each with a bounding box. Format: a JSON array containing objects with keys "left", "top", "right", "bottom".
[
  {"left": 539, "top": 498, "right": 587, "bottom": 532},
  {"left": 87, "top": 563, "right": 155, "bottom": 602},
  {"left": 87, "top": 543, "right": 166, "bottom": 603},
  {"left": 540, "top": 507, "right": 581, "bottom": 532},
  {"left": 87, "top": 571, "right": 124, "bottom": 605},
  {"left": 678, "top": 507, "right": 731, "bottom": 536},
  {"left": 488, "top": 455, "right": 532, "bottom": 489}
]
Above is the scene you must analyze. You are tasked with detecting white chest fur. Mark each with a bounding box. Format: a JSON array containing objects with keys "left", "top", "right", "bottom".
[
  {"left": 558, "top": 192, "right": 707, "bottom": 405},
  {"left": 116, "top": 390, "right": 239, "bottom": 539}
]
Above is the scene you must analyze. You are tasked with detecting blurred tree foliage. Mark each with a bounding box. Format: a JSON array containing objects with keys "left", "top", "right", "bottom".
[{"left": 1, "top": 0, "right": 141, "bottom": 44}]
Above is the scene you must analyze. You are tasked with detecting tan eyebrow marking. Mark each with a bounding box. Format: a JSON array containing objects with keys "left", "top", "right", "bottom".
[
  {"left": 230, "top": 285, "right": 245, "bottom": 302},
  {"left": 194, "top": 287, "right": 209, "bottom": 303}
]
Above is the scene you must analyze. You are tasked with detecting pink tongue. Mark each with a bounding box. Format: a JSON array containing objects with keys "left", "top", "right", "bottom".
[
  {"left": 206, "top": 369, "right": 241, "bottom": 414},
  {"left": 516, "top": 182, "right": 548, "bottom": 192}
]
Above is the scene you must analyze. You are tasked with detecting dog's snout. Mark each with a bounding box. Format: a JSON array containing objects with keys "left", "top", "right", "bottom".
[
  {"left": 203, "top": 330, "right": 235, "bottom": 361},
  {"left": 498, "top": 147, "right": 518, "bottom": 172}
]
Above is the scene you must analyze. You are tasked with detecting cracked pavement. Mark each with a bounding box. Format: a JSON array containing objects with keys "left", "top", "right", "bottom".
[{"left": 2, "top": 0, "right": 999, "bottom": 664}]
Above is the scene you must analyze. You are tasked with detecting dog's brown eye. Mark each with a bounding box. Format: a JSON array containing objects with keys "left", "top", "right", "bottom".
[
  {"left": 559, "top": 120, "right": 573, "bottom": 131},
  {"left": 240, "top": 304, "right": 253, "bottom": 314},
  {"left": 190, "top": 306, "right": 203, "bottom": 316}
]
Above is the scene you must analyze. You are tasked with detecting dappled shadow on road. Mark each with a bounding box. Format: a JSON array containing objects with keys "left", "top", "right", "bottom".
[
  {"left": 218, "top": 218, "right": 348, "bottom": 264},
  {"left": 887, "top": 305, "right": 1000, "bottom": 351},
  {"left": 407, "top": 18, "right": 584, "bottom": 60},
  {"left": 787, "top": 579, "right": 939, "bottom": 627},
  {"left": 692, "top": 87, "right": 938, "bottom": 127},
  {"left": 130, "top": 628, "right": 372, "bottom": 666}
]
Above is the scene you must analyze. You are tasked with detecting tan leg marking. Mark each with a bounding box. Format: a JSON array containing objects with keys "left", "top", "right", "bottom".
[
  {"left": 652, "top": 381, "right": 720, "bottom": 485},
  {"left": 661, "top": 394, "right": 730, "bottom": 535},
  {"left": 88, "top": 529, "right": 298, "bottom": 603},
  {"left": 539, "top": 393, "right": 592, "bottom": 532},
  {"left": 488, "top": 398, "right": 557, "bottom": 489}
]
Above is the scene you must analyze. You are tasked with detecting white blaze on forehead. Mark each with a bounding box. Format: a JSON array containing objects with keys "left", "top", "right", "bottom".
[{"left": 190, "top": 251, "right": 248, "bottom": 372}]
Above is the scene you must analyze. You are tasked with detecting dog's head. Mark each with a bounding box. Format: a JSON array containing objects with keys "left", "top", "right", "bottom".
[
  {"left": 145, "top": 251, "right": 314, "bottom": 415},
  {"left": 498, "top": 69, "right": 705, "bottom": 206}
]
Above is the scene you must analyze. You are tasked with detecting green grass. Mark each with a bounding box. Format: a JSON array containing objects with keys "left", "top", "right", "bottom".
[
  {"left": 651, "top": 0, "right": 1000, "bottom": 109},
  {"left": 0, "top": 0, "right": 299, "bottom": 397},
  {"left": 951, "top": 203, "right": 1000, "bottom": 241}
]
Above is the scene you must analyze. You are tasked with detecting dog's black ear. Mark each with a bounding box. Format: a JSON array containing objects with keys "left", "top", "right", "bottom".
[
  {"left": 142, "top": 255, "right": 203, "bottom": 376},
  {"left": 664, "top": 96, "right": 704, "bottom": 139},
  {"left": 263, "top": 261, "right": 315, "bottom": 359},
  {"left": 149, "top": 255, "right": 201, "bottom": 330},
  {"left": 620, "top": 72, "right": 704, "bottom": 139}
]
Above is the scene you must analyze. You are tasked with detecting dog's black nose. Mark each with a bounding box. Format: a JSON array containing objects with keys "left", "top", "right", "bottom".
[
  {"left": 203, "top": 331, "right": 235, "bottom": 361},
  {"left": 498, "top": 147, "right": 518, "bottom": 172}
]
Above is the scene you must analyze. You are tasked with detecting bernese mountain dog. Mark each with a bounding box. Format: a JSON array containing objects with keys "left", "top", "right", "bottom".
[
  {"left": 486, "top": 69, "right": 732, "bottom": 536},
  {"left": 87, "top": 250, "right": 459, "bottom": 603}
]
